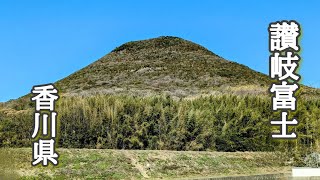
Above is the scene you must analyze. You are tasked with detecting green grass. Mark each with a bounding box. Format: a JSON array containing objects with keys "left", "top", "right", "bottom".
[{"left": 0, "top": 148, "right": 290, "bottom": 179}]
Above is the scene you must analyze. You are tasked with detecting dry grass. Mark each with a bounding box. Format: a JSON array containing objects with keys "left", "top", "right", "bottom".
[{"left": 0, "top": 148, "right": 291, "bottom": 179}]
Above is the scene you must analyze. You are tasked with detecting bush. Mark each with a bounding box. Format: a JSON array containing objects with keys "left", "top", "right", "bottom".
[{"left": 304, "top": 152, "right": 320, "bottom": 168}]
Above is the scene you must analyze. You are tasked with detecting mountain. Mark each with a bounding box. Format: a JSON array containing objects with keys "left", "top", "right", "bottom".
[
  {"left": 55, "top": 36, "right": 272, "bottom": 98},
  {"left": 4, "top": 36, "right": 320, "bottom": 110}
]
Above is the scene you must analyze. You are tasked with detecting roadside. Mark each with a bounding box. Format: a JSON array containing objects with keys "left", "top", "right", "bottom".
[{"left": 0, "top": 148, "right": 291, "bottom": 179}]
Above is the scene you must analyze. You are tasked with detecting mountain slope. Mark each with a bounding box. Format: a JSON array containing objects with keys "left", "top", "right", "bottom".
[{"left": 55, "top": 36, "right": 271, "bottom": 98}]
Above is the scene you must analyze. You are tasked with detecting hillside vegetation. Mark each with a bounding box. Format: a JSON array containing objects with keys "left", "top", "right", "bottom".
[
  {"left": 54, "top": 36, "right": 272, "bottom": 97},
  {"left": 1, "top": 94, "right": 320, "bottom": 166}
]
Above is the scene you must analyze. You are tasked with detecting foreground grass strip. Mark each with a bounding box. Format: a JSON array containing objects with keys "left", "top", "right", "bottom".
[{"left": 0, "top": 148, "right": 290, "bottom": 179}]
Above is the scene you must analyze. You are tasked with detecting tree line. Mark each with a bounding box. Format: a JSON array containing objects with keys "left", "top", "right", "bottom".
[{"left": 0, "top": 94, "right": 319, "bottom": 158}]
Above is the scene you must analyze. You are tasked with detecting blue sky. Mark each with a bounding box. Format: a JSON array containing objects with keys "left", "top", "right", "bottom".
[{"left": 0, "top": 1, "right": 319, "bottom": 102}]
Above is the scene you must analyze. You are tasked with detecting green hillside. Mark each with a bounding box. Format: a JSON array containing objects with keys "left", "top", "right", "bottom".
[{"left": 55, "top": 36, "right": 271, "bottom": 97}]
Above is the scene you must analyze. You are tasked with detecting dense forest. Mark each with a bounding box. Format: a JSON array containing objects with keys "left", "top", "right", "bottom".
[{"left": 1, "top": 93, "right": 319, "bottom": 164}]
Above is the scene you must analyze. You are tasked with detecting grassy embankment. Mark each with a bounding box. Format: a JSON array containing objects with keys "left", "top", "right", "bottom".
[{"left": 0, "top": 148, "right": 290, "bottom": 179}]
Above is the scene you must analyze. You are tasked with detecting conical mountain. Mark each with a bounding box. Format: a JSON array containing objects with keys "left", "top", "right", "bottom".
[{"left": 55, "top": 36, "right": 271, "bottom": 98}]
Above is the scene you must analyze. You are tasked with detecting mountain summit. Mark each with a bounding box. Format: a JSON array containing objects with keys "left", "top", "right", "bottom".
[
  {"left": 111, "top": 36, "right": 216, "bottom": 56},
  {"left": 55, "top": 36, "right": 270, "bottom": 97}
]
